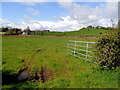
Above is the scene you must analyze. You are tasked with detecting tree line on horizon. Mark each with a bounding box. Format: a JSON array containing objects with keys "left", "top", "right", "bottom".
[
  {"left": 0, "top": 21, "right": 118, "bottom": 35},
  {"left": 0, "top": 26, "right": 50, "bottom": 35}
]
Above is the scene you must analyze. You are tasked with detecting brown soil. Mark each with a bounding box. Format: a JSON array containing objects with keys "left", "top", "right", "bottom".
[
  {"left": 2, "top": 35, "right": 30, "bottom": 37},
  {"left": 64, "top": 60, "right": 70, "bottom": 64},
  {"left": 18, "top": 67, "right": 54, "bottom": 83},
  {"left": 36, "top": 67, "right": 54, "bottom": 83},
  {"left": 36, "top": 49, "right": 43, "bottom": 53},
  {"left": 2, "top": 35, "right": 100, "bottom": 39}
]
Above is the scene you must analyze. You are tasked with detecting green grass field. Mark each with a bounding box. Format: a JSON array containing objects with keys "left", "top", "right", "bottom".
[
  {"left": 0, "top": 32, "right": 7, "bottom": 35},
  {"left": 2, "top": 36, "right": 118, "bottom": 88},
  {"left": 65, "top": 28, "right": 108, "bottom": 36},
  {"left": 35, "top": 28, "right": 108, "bottom": 36}
]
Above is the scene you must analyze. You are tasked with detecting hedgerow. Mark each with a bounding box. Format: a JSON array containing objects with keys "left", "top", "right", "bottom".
[{"left": 95, "top": 22, "right": 120, "bottom": 69}]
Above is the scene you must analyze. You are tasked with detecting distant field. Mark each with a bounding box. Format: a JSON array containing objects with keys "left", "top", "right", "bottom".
[
  {"left": 35, "top": 28, "right": 108, "bottom": 36},
  {"left": 1, "top": 28, "right": 108, "bottom": 36},
  {"left": 2, "top": 36, "right": 118, "bottom": 88},
  {"left": 65, "top": 28, "right": 108, "bottom": 36},
  {"left": 0, "top": 32, "right": 7, "bottom": 35}
]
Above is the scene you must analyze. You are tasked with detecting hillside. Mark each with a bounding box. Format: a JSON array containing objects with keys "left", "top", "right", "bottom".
[
  {"left": 65, "top": 28, "right": 108, "bottom": 36},
  {"left": 35, "top": 28, "right": 109, "bottom": 36}
]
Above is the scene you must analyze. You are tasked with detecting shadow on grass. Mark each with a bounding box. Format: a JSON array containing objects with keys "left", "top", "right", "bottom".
[
  {"left": 2, "top": 70, "right": 18, "bottom": 85},
  {"left": 2, "top": 70, "right": 31, "bottom": 88},
  {"left": 2, "top": 70, "right": 40, "bottom": 88}
]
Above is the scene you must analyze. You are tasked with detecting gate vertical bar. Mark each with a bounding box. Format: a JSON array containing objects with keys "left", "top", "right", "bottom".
[
  {"left": 86, "top": 42, "right": 89, "bottom": 61},
  {"left": 67, "top": 40, "right": 69, "bottom": 55},
  {"left": 74, "top": 41, "right": 76, "bottom": 56}
]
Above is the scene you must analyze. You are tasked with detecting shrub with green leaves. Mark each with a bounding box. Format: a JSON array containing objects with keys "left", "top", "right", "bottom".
[{"left": 95, "top": 27, "right": 120, "bottom": 69}]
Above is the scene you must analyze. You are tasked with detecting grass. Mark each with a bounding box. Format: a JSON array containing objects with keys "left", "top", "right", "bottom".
[
  {"left": 2, "top": 36, "right": 118, "bottom": 88},
  {"left": 0, "top": 36, "right": 1, "bottom": 70},
  {"left": 35, "top": 28, "right": 108, "bottom": 36},
  {"left": 0, "top": 32, "right": 7, "bottom": 35},
  {"left": 65, "top": 28, "right": 108, "bottom": 36}
]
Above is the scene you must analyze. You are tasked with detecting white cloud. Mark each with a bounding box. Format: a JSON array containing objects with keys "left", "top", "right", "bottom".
[
  {"left": 1, "top": 2, "right": 118, "bottom": 32},
  {"left": 0, "top": 18, "right": 10, "bottom": 26},
  {"left": 23, "top": 15, "right": 81, "bottom": 31},
  {"left": 20, "top": 2, "right": 40, "bottom": 6},
  {"left": 58, "top": 2, "right": 118, "bottom": 27},
  {"left": 0, "top": 18, "right": 27, "bottom": 29},
  {"left": 26, "top": 8, "right": 40, "bottom": 16},
  {"left": 23, "top": 15, "right": 33, "bottom": 21},
  {"left": 0, "top": 16, "right": 82, "bottom": 31},
  {"left": 88, "top": 15, "right": 98, "bottom": 21}
]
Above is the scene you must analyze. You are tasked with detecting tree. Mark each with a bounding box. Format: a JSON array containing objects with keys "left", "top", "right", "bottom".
[
  {"left": 87, "top": 25, "right": 93, "bottom": 31},
  {"left": 87, "top": 25, "right": 93, "bottom": 29},
  {"left": 1, "top": 27, "right": 9, "bottom": 32},
  {"left": 23, "top": 26, "right": 31, "bottom": 35},
  {"left": 18, "top": 29, "right": 22, "bottom": 35},
  {"left": 12, "top": 28, "right": 22, "bottom": 35},
  {"left": 7, "top": 29, "right": 14, "bottom": 35}
]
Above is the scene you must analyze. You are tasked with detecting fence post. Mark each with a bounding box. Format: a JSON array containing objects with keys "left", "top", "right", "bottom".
[
  {"left": 67, "top": 40, "right": 69, "bottom": 55},
  {"left": 86, "top": 42, "right": 89, "bottom": 61},
  {"left": 74, "top": 41, "right": 76, "bottom": 56}
]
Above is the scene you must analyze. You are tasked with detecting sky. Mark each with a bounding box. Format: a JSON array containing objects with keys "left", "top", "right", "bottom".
[{"left": 0, "top": 0, "right": 118, "bottom": 32}]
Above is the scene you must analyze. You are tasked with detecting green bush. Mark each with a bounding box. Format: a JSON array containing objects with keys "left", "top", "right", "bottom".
[{"left": 95, "top": 27, "right": 120, "bottom": 69}]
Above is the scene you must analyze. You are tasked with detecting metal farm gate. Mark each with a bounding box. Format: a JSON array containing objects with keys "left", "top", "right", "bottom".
[{"left": 67, "top": 40, "right": 96, "bottom": 63}]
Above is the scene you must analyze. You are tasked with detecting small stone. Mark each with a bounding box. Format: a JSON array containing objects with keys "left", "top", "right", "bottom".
[{"left": 18, "top": 68, "right": 30, "bottom": 81}]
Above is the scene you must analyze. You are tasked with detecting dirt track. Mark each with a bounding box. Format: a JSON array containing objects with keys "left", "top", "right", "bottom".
[{"left": 2, "top": 35, "right": 100, "bottom": 39}]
